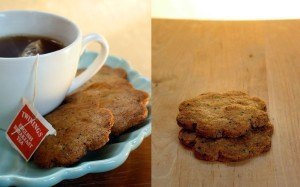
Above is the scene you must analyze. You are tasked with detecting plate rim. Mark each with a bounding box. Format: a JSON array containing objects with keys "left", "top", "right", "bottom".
[{"left": 0, "top": 52, "right": 151, "bottom": 186}]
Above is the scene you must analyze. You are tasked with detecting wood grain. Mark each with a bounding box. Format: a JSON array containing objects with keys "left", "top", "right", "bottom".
[
  {"left": 152, "top": 19, "right": 300, "bottom": 187},
  {"left": 55, "top": 136, "right": 151, "bottom": 187}
]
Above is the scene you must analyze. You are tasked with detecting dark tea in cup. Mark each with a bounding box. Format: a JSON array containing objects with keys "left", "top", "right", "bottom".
[{"left": 0, "top": 35, "right": 64, "bottom": 57}]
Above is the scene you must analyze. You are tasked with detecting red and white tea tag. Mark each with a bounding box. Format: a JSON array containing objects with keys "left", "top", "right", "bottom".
[{"left": 5, "top": 98, "right": 56, "bottom": 161}]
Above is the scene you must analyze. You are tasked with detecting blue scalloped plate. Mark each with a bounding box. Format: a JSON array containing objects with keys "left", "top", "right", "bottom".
[{"left": 0, "top": 52, "right": 151, "bottom": 187}]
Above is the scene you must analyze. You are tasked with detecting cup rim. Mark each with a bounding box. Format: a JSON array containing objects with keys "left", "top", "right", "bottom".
[{"left": 0, "top": 10, "right": 81, "bottom": 62}]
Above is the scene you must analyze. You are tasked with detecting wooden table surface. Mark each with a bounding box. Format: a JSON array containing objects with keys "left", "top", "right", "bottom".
[
  {"left": 152, "top": 19, "right": 300, "bottom": 187},
  {"left": 55, "top": 137, "right": 151, "bottom": 187},
  {"left": 0, "top": 1, "right": 151, "bottom": 186}
]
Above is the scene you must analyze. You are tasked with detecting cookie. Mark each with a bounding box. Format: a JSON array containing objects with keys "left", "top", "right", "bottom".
[
  {"left": 98, "top": 65, "right": 127, "bottom": 79},
  {"left": 177, "top": 91, "right": 269, "bottom": 138},
  {"left": 77, "top": 65, "right": 132, "bottom": 91},
  {"left": 178, "top": 123, "right": 273, "bottom": 162},
  {"left": 66, "top": 82, "right": 149, "bottom": 136},
  {"left": 33, "top": 104, "right": 114, "bottom": 168}
]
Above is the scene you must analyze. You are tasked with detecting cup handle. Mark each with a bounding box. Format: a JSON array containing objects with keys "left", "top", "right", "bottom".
[{"left": 67, "top": 33, "right": 109, "bottom": 95}]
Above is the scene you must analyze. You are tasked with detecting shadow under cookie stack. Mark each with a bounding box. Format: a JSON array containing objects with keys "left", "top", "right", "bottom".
[{"left": 176, "top": 91, "right": 274, "bottom": 162}]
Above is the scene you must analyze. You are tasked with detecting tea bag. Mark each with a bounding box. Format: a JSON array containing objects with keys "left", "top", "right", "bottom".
[
  {"left": 20, "top": 40, "right": 44, "bottom": 57},
  {"left": 5, "top": 54, "right": 56, "bottom": 161}
]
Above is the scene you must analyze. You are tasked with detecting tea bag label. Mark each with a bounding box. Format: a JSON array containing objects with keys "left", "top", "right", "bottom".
[{"left": 6, "top": 99, "right": 56, "bottom": 161}]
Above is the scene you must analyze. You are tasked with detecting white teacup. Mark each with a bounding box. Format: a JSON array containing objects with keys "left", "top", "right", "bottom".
[{"left": 0, "top": 10, "right": 109, "bottom": 129}]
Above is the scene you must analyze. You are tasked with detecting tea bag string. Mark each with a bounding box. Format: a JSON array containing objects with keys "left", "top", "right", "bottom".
[
  {"left": 9, "top": 54, "right": 40, "bottom": 135},
  {"left": 0, "top": 54, "right": 40, "bottom": 133},
  {"left": 32, "top": 54, "right": 39, "bottom": 107}
]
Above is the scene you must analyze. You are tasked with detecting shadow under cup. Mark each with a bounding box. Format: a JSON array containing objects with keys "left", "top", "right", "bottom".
[{"left": 0, "top": 10, "right": 82, "bottom": 129}]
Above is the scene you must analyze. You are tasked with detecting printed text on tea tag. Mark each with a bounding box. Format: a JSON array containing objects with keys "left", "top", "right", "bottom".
[{"left": 6, "top": 99, "right": 56, "bottom": 161}]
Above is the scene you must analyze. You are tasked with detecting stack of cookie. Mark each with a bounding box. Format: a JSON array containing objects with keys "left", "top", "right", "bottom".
[
  {"left": 176, "top": 91, "right": 273, "bottom": 162},
  {"left": 33, "top": 66, "right": 149, "bottom": 168}
]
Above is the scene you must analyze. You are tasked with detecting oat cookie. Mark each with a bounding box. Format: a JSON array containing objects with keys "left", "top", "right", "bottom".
[
  {"left": 33, "top": 104, "right": 114, "bottom": 168},
  {"left": 66, "top": 82, "right": 149, "bottom": 136},
  {"left": 179, "top": 123, "right": 273, "bottom": 162},
  {"left": 177, "top": 91, "right": 269, "bottom": 138},
  {"left": 98, "top": 65, "right": 127, "bottom": 79},
  {"left": 77, "top": 65, "right": 132, "bottom": 91}
]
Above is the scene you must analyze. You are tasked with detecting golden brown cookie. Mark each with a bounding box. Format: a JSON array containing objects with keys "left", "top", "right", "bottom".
[
  {"left": 178, "top": 123, "right": 273, "bottom": 162},
  {"left": 98, "top": 65, "right": 127, "bottom": 79},
  {"left": 177, "top": 91, "right": 269, "bottom": 138},
  {"left": 66, "top": 83, "right": 149, "bottom": 136},
  {"left": 33, "top": 104, "right": 114, "bottom": 168},
  {"left": 77, "top": 65, "right": 132, "bottom": 91}
]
